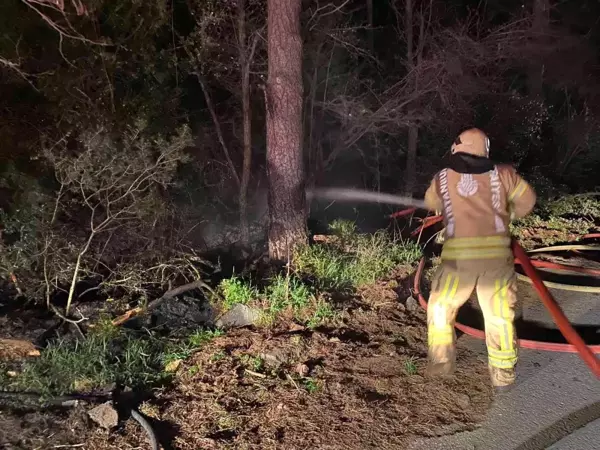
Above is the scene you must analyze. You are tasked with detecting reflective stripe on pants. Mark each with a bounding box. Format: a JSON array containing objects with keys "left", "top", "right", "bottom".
[{"left": 427, "top": 262, "right": 518, "bottom": 371}]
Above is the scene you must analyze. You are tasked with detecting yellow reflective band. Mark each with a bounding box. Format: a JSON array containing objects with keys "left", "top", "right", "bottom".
[
  {"left": 444, "top": 236, "right": 511, "bottom": 249},
  {"left": 429, "top": 325, "right": 454, "bottom": 335},
  {"left": 502, "top": 278, "right": 512, "bottom": 351},
  {"left": 429, "top": 335, "right": 454, "bottom": 346},
  {"left": 428, "top": 325, "right": 454, "bottom": 346},
  {"left": 449, "top": 275, "right": 459, "bottom": 299},
  {"left": 509, "top": 180, "right": 528, "bottom": 201},
  {"left": 429, "top": 337, "right": 454, "bottom": 346},
  {"left": 442, "top": 236, "right": 512, "bottom": 261},
  {"left": 488, "top": 356, "right": 517, "bottom": 369},
  {"left": 441, "top": 248, "right": 512, "bottom": 261},
  {"left": 487, "top": 347, "right": 517, "bottom": 360}
]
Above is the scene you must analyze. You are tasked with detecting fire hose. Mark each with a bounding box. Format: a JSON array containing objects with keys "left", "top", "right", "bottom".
[{"left": 410, "top": 214, "right": 600, "bottom": 378}]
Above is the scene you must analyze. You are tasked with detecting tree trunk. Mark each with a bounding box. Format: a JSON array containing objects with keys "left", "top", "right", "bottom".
[
  {"left": 265, "top": 0, "right": 307, "bottom": 262},
  {"left": 529, "top": 0, "right": 549, "bottom": 98},
  {"left": 403, "top": 0, "right": 418, "bottom": 196},
  {"left": 404, "top": 125, "right": 418, "bottom": 196},
  {"left": 239, "top": 0, "right": 252, "bottom": 245},
  {"left": 366, "top": 0, "right": 374, "bottom": 53}
]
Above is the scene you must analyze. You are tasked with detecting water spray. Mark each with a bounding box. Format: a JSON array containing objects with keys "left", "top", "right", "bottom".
[{"left": 306, "top": 187, "right": 430, "bottom": 210}]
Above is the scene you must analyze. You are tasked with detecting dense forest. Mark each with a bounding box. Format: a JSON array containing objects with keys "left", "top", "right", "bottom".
[
  {"left": 1, "top": 1, "right": 600, "bottom": 448},
  {"left": 1, "top": 0, "right": 599, "bottom": 299}
]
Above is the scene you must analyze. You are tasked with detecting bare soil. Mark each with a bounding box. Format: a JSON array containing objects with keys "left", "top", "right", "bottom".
[{"left": 0, "top": 273, "right": 494, "bottom": 450}]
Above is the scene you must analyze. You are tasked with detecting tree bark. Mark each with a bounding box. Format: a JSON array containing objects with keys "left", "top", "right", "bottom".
[
  {"left": 404, "top": 125, "right": 418, "bottom": 196},
  {"left": 239, "top": 0, "right": 252, "bottom": 245},
  {"left": 265, "top": 0, "right": 307, "bottom": 262},
  {"left": 366, "top": 0, "right": 374, "bottom": 53},
  {"left": 403, "top": 0, "right": 418, "bottom": 196},
  {"left": 529, "top": 0, "right": 549, "bottom": 98}
]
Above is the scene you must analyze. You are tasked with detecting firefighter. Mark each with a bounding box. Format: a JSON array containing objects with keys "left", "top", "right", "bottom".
[{"left": 423, "top": 128, "right": 536, "bottom": 392}]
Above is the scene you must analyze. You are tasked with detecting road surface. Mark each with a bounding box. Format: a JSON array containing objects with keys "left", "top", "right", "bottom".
[{"left": 409, "top": 281, "right": 600, "bottom": 450}]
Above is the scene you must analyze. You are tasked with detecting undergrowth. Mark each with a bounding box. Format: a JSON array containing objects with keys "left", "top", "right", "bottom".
[
  {"left": 0, "top": 321, "right": 222, "bottom": 397},
  {"left": 215, "top": 220, "right": 421, "bottom": 327},
  {"left": 511, "top": 194, "right": 600, "bottom": 248},
  {"left": 294, "top": 220, "right": 421, "bottom": 291}
]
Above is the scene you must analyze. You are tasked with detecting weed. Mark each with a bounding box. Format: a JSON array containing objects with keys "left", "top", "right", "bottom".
[
  {"left": 293, "top": 244, "right": 352, "bottom": 291},
  {"left": 162, "top": 328, "right": 224, "bottom": 364},
  {"left": 307, "top": 300, "right": 336, "bottom": 328},
  {"left": 12, "top": 331, "right": 162, "bottom": 396},
  {"left": 302, "top": 377, "right": 320, "bottom": 394},
  {"left": 510, "top": 194, "right": 600, "bottom": 248},
  {"left": 266, "top": 274, "right": 312, "bottom": 314},
  {"left": 211, "top": 351, "right": 226, "bottom": 362},
  {"left": 188, "top": 329, "right": 224, "bottom": 348},
  {"left": 329, "top": 219, "right": 358, "bottom": 242},
  {"left": 218, "top": 276, "right": 258, "bottom": 310},
  {"left": 404, "top": 357, "right": 418, "bottom": 376},
  {"left": 240, "top": 354, "right": 264, "bottom": 372}
]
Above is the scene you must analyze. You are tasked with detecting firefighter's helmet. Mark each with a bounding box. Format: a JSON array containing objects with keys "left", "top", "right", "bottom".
[{"left": 451, "top": 128, "right": 490, "bottom": 157}]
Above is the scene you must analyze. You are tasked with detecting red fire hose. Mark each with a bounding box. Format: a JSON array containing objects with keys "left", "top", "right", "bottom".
[{"left": 406, "top": 212, "right": 600, "bottom": 378}]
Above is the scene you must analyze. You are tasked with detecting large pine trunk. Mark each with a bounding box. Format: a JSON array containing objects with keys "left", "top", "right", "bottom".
[{"left": 265, "top": 0, "right": 307, "bottom": 262}]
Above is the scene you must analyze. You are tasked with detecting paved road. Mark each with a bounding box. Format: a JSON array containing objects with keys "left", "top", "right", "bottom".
[{"left": 409, "top": 282, "right": 600, "bottom": 450}]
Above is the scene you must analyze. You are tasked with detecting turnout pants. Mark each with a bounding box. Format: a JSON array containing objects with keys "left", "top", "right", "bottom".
[{"left": 427, "top": 261, "right": 518, "bottom": 387}]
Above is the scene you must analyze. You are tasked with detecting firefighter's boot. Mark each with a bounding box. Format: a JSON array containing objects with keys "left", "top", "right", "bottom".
[
  {"left": 489, "top": 365, "right": 516, "bottom": 394},
  {"left": 426, "top": 359, "right": 456, "bottom": 378}
]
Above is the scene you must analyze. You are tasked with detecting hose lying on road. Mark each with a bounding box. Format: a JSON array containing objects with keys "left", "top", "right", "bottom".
[
  {"left": 512, "top": 241, "right": 600, "bottom": 377},
  {"left": 410, "top": 213, "right": 600, "bottom": 378}
]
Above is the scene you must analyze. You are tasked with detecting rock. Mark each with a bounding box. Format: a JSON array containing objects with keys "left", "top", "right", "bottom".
[
  {"left": 88, "top": 402, "right": 118, "bottom": 430},
  {"left": 215, "top": 304, "right": 261, "bottom": 328},
  {"left": 456, "top": 393, "right": 471, "bottom": 409},
  {"left": 288, "top": 322, "right": 305, "bottom": 332},
  {"left": 295, "top": 363, "right": 310, "bottom": 377},
  {"left": 261, "top": 350, "right": 288, "bottom": 368},
  {"left": 405, "top": 296, "right": 418, "bottom": 312}
]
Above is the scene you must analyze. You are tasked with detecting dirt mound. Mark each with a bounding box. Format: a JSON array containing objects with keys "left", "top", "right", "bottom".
[
  {"left": 95, "top": 293, "right": 491, "bottom": 449},
  {"left": 155, "top": 306, "right": 491, "bottom": 449},
  {"left": 0, "top": 277, "right": 493, "bottom": 449}
]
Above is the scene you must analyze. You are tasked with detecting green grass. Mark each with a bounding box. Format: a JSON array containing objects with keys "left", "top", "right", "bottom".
[
  {"left": 240, "top": 354, "right": 265, "bottom": 372},
  {"left": 302, "top": 377, "right": 320, "bottom": 394},
  {"left": 162, "top": 328, "right": 225, "bottom": 364},
  {"left": 216, "top": 271, "right": 334, "bottom": 328},
  {"left": 404, "top": 357, "right": 418, "bottom": 375},
  {"left": 266, "top": 273, "right": 312, "bottom": 314},
  {"left": 212, "top": 220, "right": 422, "bottom": 329},
  {"left": 1, "top": 324, "right": 222, "bottom": 397},
  {"left": 218, "top": 275, "right": 258, "bottom": 310},
  {"left": 294, "top": 220, "right": 422, "bottom": 290},
  {"left": 307, "top": 300, "right": 336, "bottom": 329}
]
